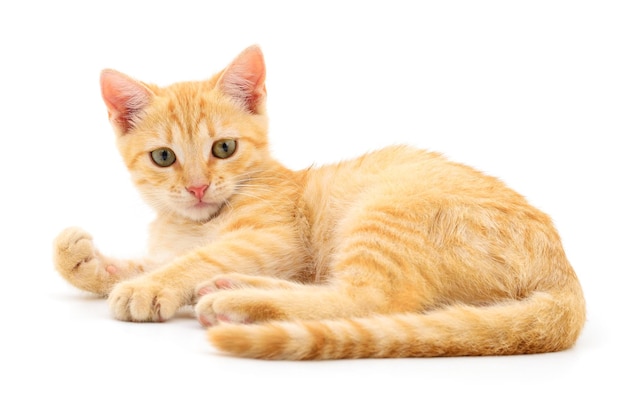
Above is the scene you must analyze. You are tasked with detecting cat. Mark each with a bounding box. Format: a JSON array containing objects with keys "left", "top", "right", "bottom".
[{"left": 53, "top": 45, "right": 586, "bottom": 360}]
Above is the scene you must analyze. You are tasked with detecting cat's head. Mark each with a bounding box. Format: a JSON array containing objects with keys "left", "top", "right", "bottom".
[{"left": 100, "top": 45, "right": 270, "bottom": 222}]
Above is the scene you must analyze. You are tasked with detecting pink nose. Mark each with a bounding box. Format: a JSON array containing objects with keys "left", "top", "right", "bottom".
[{"left": 186, "top": 184, "right": 208, "bottom": 200}]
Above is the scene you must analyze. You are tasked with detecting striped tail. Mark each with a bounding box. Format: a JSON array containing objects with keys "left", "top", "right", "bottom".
[{"left": 206, "top": 288, "right": 585, "bottom": 360}]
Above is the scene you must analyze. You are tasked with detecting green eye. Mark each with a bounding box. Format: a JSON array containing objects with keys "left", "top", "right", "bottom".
[
  {"left": 212, "top": 139, "right": 237, "bottom": 159},
  {"left": 150, "top": 147, "right": 176, "bottom": 167}
]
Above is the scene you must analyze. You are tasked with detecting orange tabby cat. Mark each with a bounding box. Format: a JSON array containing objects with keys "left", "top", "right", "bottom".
[{"left": 53, "top": 45, "right": 586, "bottom": 359}]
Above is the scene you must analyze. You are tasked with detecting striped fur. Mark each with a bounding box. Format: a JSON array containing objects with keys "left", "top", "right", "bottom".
[{"left": 53, "top": 45, "right": 585, "bottom": 359}]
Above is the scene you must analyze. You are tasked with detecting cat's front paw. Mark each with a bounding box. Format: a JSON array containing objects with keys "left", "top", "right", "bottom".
[
  {"left": 109, "top": 278, "right": 182, "bottom": 322},
  {"left": 53, "top": 227, "right": 114, "bottom": 295}
]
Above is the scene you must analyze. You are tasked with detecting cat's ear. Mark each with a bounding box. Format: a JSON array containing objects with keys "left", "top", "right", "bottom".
[
  {"left": 100, "top": 69, "right": 153, "bottom": 134},
  {"left": 218, "top": 45, "right": 266, "bottom": 114}
]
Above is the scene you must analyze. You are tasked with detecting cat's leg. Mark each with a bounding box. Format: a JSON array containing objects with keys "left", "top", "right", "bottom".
[
  {"left": 194, "top": 279, "right": 394, "bottom": 327},
  {"left": 107, "top": 227, "right": 304, "bottom": 322},
  {"left": 110, "top": 265, "right": 302, "bottom": 323},
  {"left": 196, "top": 273, "right": 302, "bottom": 295},
  {"left": 53, "top": 227, "right": 149, "bottom": 296},
  {"left": 195, "top": 202, "right": 436, "bottom": 326}
]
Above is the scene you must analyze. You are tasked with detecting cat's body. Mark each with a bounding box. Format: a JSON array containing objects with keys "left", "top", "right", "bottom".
[{"left": 54, "top": 45, "right": 585, "bottom": 359}]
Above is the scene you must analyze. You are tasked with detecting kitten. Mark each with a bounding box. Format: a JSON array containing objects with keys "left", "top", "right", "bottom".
[{"left": 53, "top": 45, "right": 585, "bottom": 359}]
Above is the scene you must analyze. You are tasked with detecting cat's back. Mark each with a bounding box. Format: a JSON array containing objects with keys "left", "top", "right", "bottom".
[
  {"left": 304, "top": 145, "right": 519, "bottom": 205},
  {"left": 304, "top": 144, "right": 547, "bottom": 246}
]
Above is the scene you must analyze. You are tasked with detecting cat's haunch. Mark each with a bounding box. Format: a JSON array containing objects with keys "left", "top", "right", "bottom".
[{"left": 54, "top": 45, "right": 585, "bottom": 360}]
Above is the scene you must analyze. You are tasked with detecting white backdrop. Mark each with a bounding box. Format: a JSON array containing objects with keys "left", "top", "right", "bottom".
[{"left": 1, "top": 1, "right": 624, "bottom": 402}]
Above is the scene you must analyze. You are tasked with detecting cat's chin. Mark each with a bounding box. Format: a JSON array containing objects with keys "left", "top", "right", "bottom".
[{"left": 179, "top": 201, "right": 224, "bottom": 222}]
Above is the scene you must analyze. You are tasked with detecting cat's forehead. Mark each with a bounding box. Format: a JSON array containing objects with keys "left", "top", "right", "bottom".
[
  {"left": 148, "top": 84, "right": 235, "bottom": 139},
  {"left": 151, "top": 81, "right": 241, "bottom": 130}
]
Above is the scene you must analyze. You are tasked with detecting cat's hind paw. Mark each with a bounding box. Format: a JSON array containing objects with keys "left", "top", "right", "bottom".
[
  {"left": 194, "top": 291, "right": 252, "bottom": 327},
  {"left": 193, "top": 274, "right": 302, "bottom": 326},
  {"left": 195, "top": 288, "right": 288, "bottom": 328},
  {"left": 53, "top": 227, "right": 113, "bottom": 295}
]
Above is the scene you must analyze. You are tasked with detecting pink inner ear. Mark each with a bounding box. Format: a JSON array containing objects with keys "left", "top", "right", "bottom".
[
  {"left": 219, "top": 45, "right": 267, "bottom": 113},
  {"left": 100, "top": 69, "right": 152, "bottom": 133}
]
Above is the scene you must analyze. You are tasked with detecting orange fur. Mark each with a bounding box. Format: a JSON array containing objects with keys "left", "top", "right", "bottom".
[{"left": 53, "top": 45, "right": 585, "bottom": 359}]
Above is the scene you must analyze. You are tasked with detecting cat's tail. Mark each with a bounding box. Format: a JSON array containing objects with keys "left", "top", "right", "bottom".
[{"left": 205, "top": 284, "right": 585, "bottom": 360}]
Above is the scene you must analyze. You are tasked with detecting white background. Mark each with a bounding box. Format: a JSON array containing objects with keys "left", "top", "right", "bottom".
[{"left": 1, "top": 1, "right": 624, "bottom": 401}]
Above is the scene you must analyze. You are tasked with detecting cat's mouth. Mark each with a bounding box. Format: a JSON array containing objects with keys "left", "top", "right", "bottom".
[{"left": 192, "top": 201, "right": 214, "bottom": 208}]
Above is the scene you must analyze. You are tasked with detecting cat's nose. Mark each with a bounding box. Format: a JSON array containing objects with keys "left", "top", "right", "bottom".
[{"left": 186, "top": 184, "right": 209, "bottom": 200}]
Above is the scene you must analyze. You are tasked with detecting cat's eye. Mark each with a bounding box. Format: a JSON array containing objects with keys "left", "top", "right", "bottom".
[
  {"left": 150, "top": 147, "right": 177, "bottom": 167},
  {"left": 212, "top": 139, "right": 237, "bottom": 159}
]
